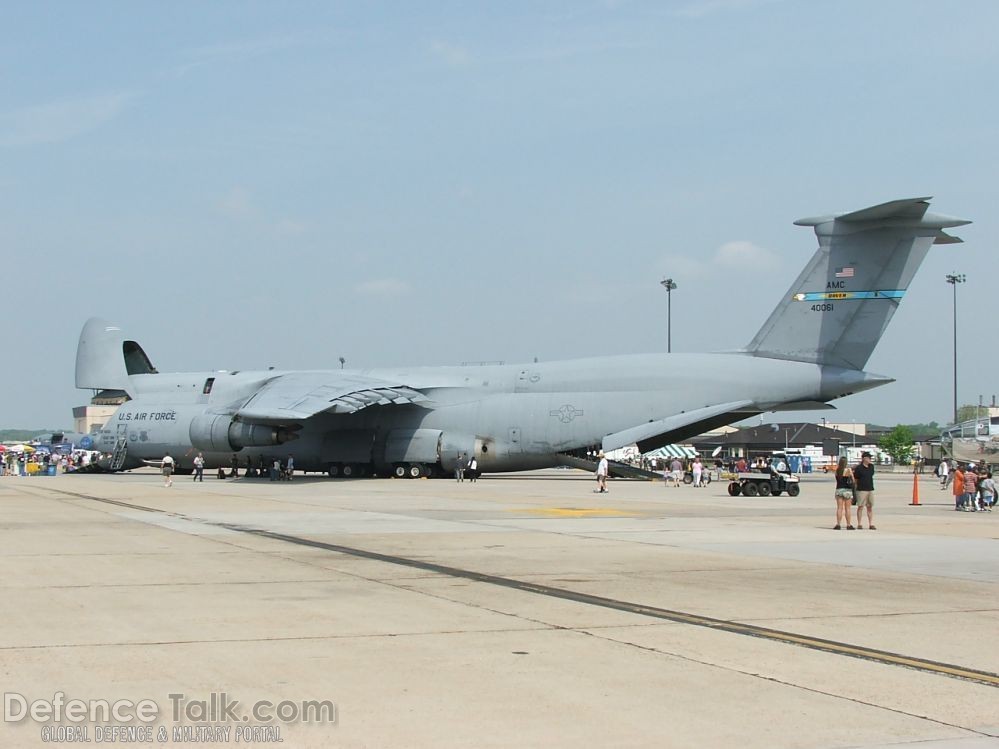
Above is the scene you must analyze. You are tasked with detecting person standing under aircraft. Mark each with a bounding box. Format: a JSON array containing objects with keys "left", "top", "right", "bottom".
[
  {"left": 456, "top": 453, "right": 466, "bottom": 482},
  {"left": 467, "top": 454, "right": 477, "bottom": 482},
  {"left": 286, "top": 455, "right": 294, "bottom": 480},
  {"left": 193, "top": 453, "right": 204, "bottom": 482},
  {"left": 853, "top": 452, "right": 876, "bottom": 530},
  {"left": 161, "top": 453, "right": 174, "bottom": 487},
  {"left": 833, "top": 457, "right": 856, "bottom": 530},
  {"left": 596, "top": 452, "right": 609, "bottom": 493}
]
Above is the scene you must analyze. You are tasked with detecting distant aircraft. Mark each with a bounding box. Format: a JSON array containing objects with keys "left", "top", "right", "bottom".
[
  {"left": 76, "top": 197, "right": 968, "bottom": 477},
  {"left": 32, "top": 431, "right": 95, "bottom": 452}
]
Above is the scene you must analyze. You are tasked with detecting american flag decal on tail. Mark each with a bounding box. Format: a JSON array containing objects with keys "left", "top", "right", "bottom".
[{"left": 835, "top": 266, "right": 854, "bottom": 278}]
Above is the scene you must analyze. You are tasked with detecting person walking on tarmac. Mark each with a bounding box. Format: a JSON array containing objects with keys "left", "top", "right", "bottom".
[
  {"left": 193, "top": 453, "right": 205, "bottom": 482},
  {"left": 161, "top": 453, "right": 174, "bottom": 487},
  {"left": 938, "top": 458, "right": 950, "bottom": 489},
  {"left": 595, "top": 452, "right": 609, "bottom": 493}
]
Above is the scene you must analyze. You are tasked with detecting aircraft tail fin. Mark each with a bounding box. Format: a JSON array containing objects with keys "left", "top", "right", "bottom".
[
  {"left": 75, "top": 318, "right": 157, "bottom": 393},
  {"left": 744, "top": 197, "right": 970, "bottom": 370}
]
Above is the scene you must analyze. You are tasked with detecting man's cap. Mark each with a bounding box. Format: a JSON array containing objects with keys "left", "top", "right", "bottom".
[{"left": 861, "top": 451, "right": 872, "bottom": 458}]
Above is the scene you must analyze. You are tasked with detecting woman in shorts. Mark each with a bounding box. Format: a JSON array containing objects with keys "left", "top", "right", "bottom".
[{"left": 833, "top": 457, "right": 855, "bottom": 530}]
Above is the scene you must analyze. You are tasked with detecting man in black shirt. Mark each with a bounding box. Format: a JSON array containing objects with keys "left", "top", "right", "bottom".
[{"left": 853, "top": 451, "right": 876, "bottom": 530}]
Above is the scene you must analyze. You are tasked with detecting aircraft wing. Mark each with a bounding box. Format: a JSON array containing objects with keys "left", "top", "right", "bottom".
[
  {"left": 236, "top": 372, "right": 430, "bottom": 423},
  {"left": 601, "top": 400, "right": 755, "bottom": 453}
]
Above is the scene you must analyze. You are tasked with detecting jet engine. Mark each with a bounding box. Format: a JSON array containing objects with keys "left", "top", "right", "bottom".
[{"left": 189, "top": 413, "right": 298, "bottom": 453}]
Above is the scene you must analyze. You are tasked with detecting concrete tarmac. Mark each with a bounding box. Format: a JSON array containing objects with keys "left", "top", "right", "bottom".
[{"left": 1, "top": 468, "right": 997, "bottom": 748}]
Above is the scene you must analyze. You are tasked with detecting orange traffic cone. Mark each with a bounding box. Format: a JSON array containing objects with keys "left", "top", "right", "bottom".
[{"left": 910, "top": 471, "right": 921, "bottom": 506}]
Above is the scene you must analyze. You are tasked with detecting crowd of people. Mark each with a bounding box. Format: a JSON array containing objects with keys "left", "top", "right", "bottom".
[
  {"left": 1, "top": 447, "right": 103, "bottom": 476},
  {"left": 937, "top": 458, "right": 996, "bottom": 511}
]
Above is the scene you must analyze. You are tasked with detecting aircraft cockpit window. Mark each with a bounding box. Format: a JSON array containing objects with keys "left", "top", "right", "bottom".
[{"left": 203, "top": 377, "right": 215, "bottom": 395}]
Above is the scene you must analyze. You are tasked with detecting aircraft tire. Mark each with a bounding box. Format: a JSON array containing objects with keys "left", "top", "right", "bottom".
[
  {"left": 392, "top": 464, "right": 407, "bottom": 479},
  {"left": 758, "top": 482, "right": 772, "bottom": 496},
  {"left": 727, "top": 482, "right": 741, "bottom": 496},
  {"left": 407, "top": 463, "right": 423, "bottom": 479},
  {"left": 342, "top": 464, "right": 354, "bottom": 478},
  {"left": 742, "top": 482, "right": 759, "bottom": 497},
  {"left": 328, "top": 464, "right": 340, "bottom": 478},
  {"left": 787, "top": 483, "right": 801, "bottom": 497}
]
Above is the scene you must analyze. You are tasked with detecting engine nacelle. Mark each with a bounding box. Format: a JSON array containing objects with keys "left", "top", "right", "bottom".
[{"left": 189, "top": 413, "right": 297, "bottom": 453}]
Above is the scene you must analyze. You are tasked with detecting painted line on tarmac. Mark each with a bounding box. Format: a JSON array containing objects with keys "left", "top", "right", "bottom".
[{"left": 48, "top": 488, "right": 999, "bottom": 689}]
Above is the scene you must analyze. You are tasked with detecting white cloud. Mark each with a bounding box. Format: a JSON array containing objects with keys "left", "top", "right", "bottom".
[
  {"left": 274, "top": 219, "right": 308, "bottom": 237},
  {"left": 713, "top": 240, "right": 779, "bottom": 269},
  {"left": 355, "top": 278, "right": 411, "bottom": 297},
  {"left": 216, "top": 187, "right": 254, "bottom": 219},
  {"left": 672, "top": 0, "right": 782, "bottom": 19},
  {"left": 658, "top": 240, "right": 778, "bottom": 279},
  {"left": 0, "top": 91, "right": 134, "bottom": 147},
  {"left": 429, "top": 40, "right": 471, "bottom": 67},
  {"left": 173, "top": 31, "right": 331, "bottom": 77}
]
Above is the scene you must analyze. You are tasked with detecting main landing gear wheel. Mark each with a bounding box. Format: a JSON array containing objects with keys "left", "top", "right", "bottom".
[
  {"left": 341, "top": 464, "right": 355, "bottom": 478},
  {"left": 787, "top": 483, "right": 801, "bottom": 497},
  {"left": 392, "top": 464, "right": 407, "bottom": 479},
  {"left": 742, "top": 482, "right": 759, "bottom": 497},
  {"left": 407, "top": 463, "right": 423, "bottom": 479},
  {"left": 757, "top": 482, "right": 772, "bottom": 496},
  {"left": 727, "top": 482, "right": 741, "bottom": 496},
  {"left": 328, "top": 465, "right": 339, "bottom": 478}
]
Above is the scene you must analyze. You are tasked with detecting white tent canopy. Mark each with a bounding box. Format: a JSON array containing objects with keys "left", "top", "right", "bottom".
[{"left": 643, "top": 444, "right": 698, "bottom": 459}]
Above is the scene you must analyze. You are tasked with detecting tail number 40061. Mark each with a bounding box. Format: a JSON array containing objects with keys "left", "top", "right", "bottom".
[{"left": 810, "top": 303, "right": 834, "bottom": 312}]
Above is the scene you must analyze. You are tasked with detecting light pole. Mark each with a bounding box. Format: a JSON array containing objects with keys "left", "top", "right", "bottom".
[
  {"left": 945, "top": 273, "right": 965, "bottom": 425},
  {"left": 660, "top": 278, "right": 677, "bottom": 353}
]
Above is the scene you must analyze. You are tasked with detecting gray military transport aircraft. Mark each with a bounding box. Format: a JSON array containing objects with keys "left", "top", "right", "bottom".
[{"left": 77, "top": 197, "right": 968, "bottom": 478}]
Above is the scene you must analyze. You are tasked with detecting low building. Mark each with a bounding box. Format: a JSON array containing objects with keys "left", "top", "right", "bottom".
[
  {"left": 690, "top": 422, "right": 876, "bottom": 468},
  {"left": 72, "top": 389, "right": 128, "bottom": 434}
]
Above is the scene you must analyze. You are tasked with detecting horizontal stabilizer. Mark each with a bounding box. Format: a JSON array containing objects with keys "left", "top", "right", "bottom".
[
  {"left": 834, "top": 197, "right": 934, "bottom": 223},
  {"left": 794, "top": 196, "right": 971, "bottom": 230}
]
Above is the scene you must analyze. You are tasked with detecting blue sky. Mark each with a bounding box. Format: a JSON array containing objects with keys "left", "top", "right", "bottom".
[{"left": 2, "top": 0, "right": 997, "bottom": 429}]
